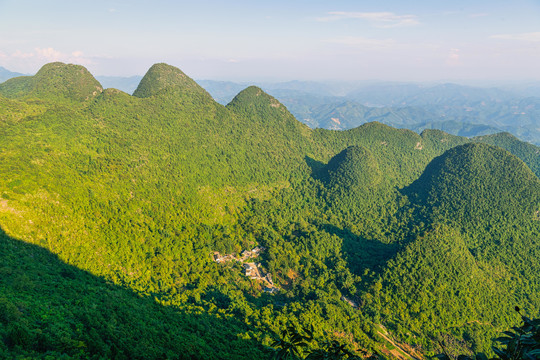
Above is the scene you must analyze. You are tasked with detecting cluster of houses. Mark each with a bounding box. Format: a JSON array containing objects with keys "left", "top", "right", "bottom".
[
  {"left": 213, "top": 246, "right": 264, "bottom": 263},
  {"left": 243, "top": 262, "right": 278, "bottom": 293},
  {"left": 213, "top": 246, "right": 279, "bottom": 293}
]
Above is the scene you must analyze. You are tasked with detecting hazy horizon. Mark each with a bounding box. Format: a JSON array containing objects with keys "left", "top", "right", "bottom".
[
  {"left": 3, "top": 64, "right": 540, "bottom": 90},
  {"left": 1, "top": 0, "right": 540, "bottom": 83}
]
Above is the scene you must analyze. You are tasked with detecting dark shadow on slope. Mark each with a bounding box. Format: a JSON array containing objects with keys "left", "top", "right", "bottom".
[
  {"left": 304, "top": 155, "right": 326, "bottom": 179},
  {"left": 0, "top": 227, "right": 269, "bottom": 360},
  {"left": 321, "top": 224, "right": 400, "bottom": 276}
]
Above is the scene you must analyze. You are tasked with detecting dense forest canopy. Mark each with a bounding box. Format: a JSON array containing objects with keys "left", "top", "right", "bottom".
[{"left": 0, "top": 62, "right": 538, "bottom": 359}]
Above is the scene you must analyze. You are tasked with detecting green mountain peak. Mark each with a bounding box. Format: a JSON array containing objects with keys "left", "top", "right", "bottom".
[
  {"left": 132, "top": 63, "right": 206, "bottom": 98},
  {"left": 0, "top": 62, "right": 103, "bottom": 101},
  {"left": 226, "top": 85, "right": 311, "bottom": 139},
  {"left": 407, "top": 142, "right": 540, "bottom": 226},
  {"left": 227, "top": 85, "right": 283, "bottom": 108},
  {"left": 322, "top": 145, "right": 381, "bottom": 191}
]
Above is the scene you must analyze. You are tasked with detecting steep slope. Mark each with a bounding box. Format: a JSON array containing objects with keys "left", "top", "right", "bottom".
[
  {"left": 319, "top": 144, "right": 389, "bottom": 229},
  {"left": 0, "top": 68, "right": 323, "bottom": 298},
  {"left": 316, "top": 145, "right": 402, "bottom": 274},
  {"left": 0, "top": 62, "right": 103, "bottom": 102},
  {"left": 0, "top": 76, "right": 34, "bottom": 99},
  {"left": 420, "top": 128, "right": 540, "bottom": 179},
  {"left": 405, "top": 143, "right": 540, "bottom": 230},
  {"left": 227, "top": 85, "right": 311, "bottom": 135},
  {"left": 474, "top": 132, "right": 540, "bottom": 176},
  {"left": 376, "top": 144, "right": 540, "bottom": 352},
  {"left": 368, "top": 145, "right": 540, "bottom": 356},
  {"left": 225, "top": 86, "right": 315, "bottom": 177},
  {"left": 372, "top": 226, "right": 518, "bottom": 355}
]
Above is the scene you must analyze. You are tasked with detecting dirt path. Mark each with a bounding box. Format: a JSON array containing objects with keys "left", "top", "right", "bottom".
[{"left": 376, "top": 326, "right": 422, "bottom": 360}]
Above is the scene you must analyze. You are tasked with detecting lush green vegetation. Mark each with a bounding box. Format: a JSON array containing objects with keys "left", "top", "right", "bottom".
[
  {"left": 0, "top": 229, "right": 269, "bottom": 359},
  {"left": 0, "top": 62, "right": 102, "bottom": 102},
  {"left": 0, "top": 62, "right": 539, "bottom": 359},
  {"left": 271, "top": 310, "right": 540, "bottom": 360},
  {"left": 437, "top": 308, "right": 540, "bottom": 360},
  {"left": 133, "top": 63, "right": 208, "bottom": 99}
]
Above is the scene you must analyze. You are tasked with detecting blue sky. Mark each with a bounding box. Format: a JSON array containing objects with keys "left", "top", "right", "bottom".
[{"left": 1, "top": 0, "right": 539, "bottom": 82}]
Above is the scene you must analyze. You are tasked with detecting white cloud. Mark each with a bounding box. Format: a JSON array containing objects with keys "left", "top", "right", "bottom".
[
  {"left": 34, "top": 48, "right": 94, "bottom": 65},
  {"left": 12, "top": 50, "right": 35, "bottom": 59},
  {"left": 35, "top": 47, "right": 63, "bottom": 62},
  {"left": 446, "top": 48, "right": 462, "bottom": 66},
  {"left": 491, "top": 32, "right": 540, "bottom": 42},
  {"left": 317, "top": 11, "right": 419, "bottom": 28},
  {"left": 0, "top": 48, "right": 95, "bottom": 73}
]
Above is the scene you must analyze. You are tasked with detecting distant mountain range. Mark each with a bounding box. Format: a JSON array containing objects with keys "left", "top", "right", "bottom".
[
  {"left": 0, "top": 66, "right": 25, "bottom": 83},
  {"left": 197, "top": 79, "right": 540, "bottom": 145},
  {"left": 96, "top": 75, "right": 143, "bottom": 94}
]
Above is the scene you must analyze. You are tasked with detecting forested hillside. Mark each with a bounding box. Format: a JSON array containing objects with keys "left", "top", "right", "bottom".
[{"left": 0, "top": 62, "right": 538, "bottom": 359}]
